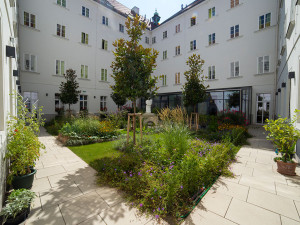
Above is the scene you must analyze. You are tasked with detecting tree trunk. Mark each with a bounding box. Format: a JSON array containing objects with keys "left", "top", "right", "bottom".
[
  {"left": 194, "top": 104, "right": 196, "bottom": 113},
  {"left": 133, "top": 100, "right": 136, "bottom": 145}
]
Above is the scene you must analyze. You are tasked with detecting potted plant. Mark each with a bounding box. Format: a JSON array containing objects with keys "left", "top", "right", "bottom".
[
  {"left": 264, "top": 111, "right": 300, "bottom": 176},
  {"left": 0, "top": 189, "right": 36, "bottom": 225},
  {"left": 5, "top": 93, "right": 45, "bottom": 189}
]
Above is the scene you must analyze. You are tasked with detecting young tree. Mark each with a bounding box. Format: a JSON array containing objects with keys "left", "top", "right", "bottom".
[
  {"left": 59, "top": 69, "right": 81, "bottom": 112},
  {"left": 111, "top": 15, "right": 159, "bottom": 144},
  {"left": 111, "top": 86, "right": 127, "bottom": 110},
  {"left": 182, "top": 54, "right": 209, "bottom": 112}
]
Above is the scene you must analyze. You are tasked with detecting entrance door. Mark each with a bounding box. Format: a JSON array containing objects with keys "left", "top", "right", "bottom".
[{"left": 256, "top": 93, "right": 271, "bottom": 124}]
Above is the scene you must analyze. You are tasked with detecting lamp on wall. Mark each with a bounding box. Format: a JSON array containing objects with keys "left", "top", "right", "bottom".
[
  {"left": 278, "top": 88, "right": 281, "bottom": 93},
  {"left": 46, "top": 93, "right": 48, "bottom": 96},
  {"left": 6, "top": 46, "right": 16, "bottom": 58},
  {"left": 288, "top": 71, "right": 295, "bottom": 79},
  {"left": 275, "top": 92, "right": 278, "bottom": 96},
  {"left": 13, "top": 70, "right": 19, "bottom": 77},
  {"left": 16, "top": 80, "right": 20, "bottom": 85},
  {"left": 94, "top": 96, "right": 96, "bottom": 99},
  {"left": 18, "top": 86, "right": 21, "bottom": 93},
  {"left": 282, "top": 82, "right": 286, "bottom": 88}
]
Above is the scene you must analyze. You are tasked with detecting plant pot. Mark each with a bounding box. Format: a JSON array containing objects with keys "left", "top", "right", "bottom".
[
  {"left": 2, "top": 207, "right": 30, "bottom": 225},
  {"left": 12, "top": 169, "right": 37, "bottom": 189},
  {"left": 277, "top": 161, "right": 297, "bottom": 176}
]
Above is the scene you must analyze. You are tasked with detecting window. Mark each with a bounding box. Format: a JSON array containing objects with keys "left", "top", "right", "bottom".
[
  {"left": 102, "top": 16, "right": 108, "bottom": 26},
  {"left": 208, "top": 66, "right": 216, "bottom": 79},
  {"left": 56, "top": 60, "right": 65, "bottom": 75},
  {"left": 230, "top": 25, "right": 239, "bottom": 38},
  {"left": 175, "top": 46, "right": 181, "bottom": 56},
  {"left": 190, "top": 17, "right": 196, "bottom": 26},
  {"left": 55, "top": 93, "right": 63, "bottom": 111},
  {"left": 190, "top": 40, "right": 196, "bottom": 50},
  {"left": 102, "top": 39, "right": 108, "bottom": 50},
  {"left": 152, "top": 36, "right": 156, "bottom": 44},
  {"left": 23, "top": 92, "right": 38, "bottom": 113},
  {"left": 162, "top": 75, "right": 167, "bottom": 86},
  {"left": 119, "top": 24, "right": 124, "bottom": 33},
  {"left": 230, "top": 0, "right": 239, "bottom": 8},
  {"left": 82, "top": 6, "right": 89, "bottom": 18},
  {"left": 258, "top": 56, "right": 270, "bottom": 74},
  {"left": 100, "top": 96, "right": 107, "bottom": 111},
  {"left": 163, "top": 31, "right": 167, "bottom": 39},
  {"left": 230, "top": 61, "right": 239, "bottom": 77},
  {"left": 101, "top": 68, "right": 108, "bottom": 81},
  {"left": 81, "top": 65, "right": 88, "bottom": 78},
  {"left": 163, "top": 50, "right": 167, "bottom": 60},
  {"left": 57, "top": 0, "right": 66, "bottom": 7},
  {"left": 208, "top": 7, "right": 215, "bottom": 18},
  {"left": 24, "top": 12, "right": 36, "bottom": 28},
  {"left": 175, "top": 72, "right": 180, "bottom": 84},
  {"left": 145, "top": 37, "right": 149, "bottom": 44},
  {"left": 259, "top": 13, "right": 271, "bottom": 29},
  {"left": 80, "top": 95, "right": 88, "bottom": 111},
  {"left": 24, "top": 54, "right": 36, "bottom": 72},
  {"left": 208, "top": 33, "right": 216, "bottom": 45},
  {"left": 81, "top": 32, "right": 89, "bottom": 44},
  {"left": 175, "top": 24, "right": 180, "bottom": 33},
  {"left": 57, "top": 24, "right": 66, "bottom": 37}
]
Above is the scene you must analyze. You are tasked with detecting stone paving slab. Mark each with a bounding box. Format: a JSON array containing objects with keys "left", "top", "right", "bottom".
[{"left": 26, "top": 126, "right": 300, "bottom": 224}]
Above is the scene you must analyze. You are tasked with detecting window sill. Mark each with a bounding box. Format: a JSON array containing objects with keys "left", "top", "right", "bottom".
[
  {"left": 78, "top": 42, "right": 91, "bottom": 47},
  {"left": 52, "top": 74, "right": 64, "bottom": 77},
  {"left": 189, "top": 24, "right": 198, "bottom": 29},
  {"left": 78, "top": 78, "right": 90, "bottom": 81},
  {"left": 161, "top": 85, "right": 168, "bottom": 87},
  {"left": 101, "top": 24, "right": 110, "bottom": 28},
  {"left": 254, "top": 25, "right": 276, "bottom": 33},
  {"left": 162, "top": 37, "right": 168, "bottom": 41},
  {"left": 226, "top": 3, "right": 244, "bottom": 11},
  {"left": 161, "top": 58, "right": 169, "bottom": 62},
  {"left": 227, "top": 76, "right": 243, "bottom": 79},
  {"left": 54, "top": 3, "right": 69, "bottom": 10},
  {"left": 79, "top": 14, "right": 92, "bottom": 20},
  {"left": 53, "top": 35, "right": 69, "bottom": 40},
  {"left": 188, "top": 49, "right": 198, "bottom": 53},
  {"left": 99, "top": 48, "right": 110, "bottom": 52},
  {"left": 174, "top": 54, "right": 182, "bottom": 58},
  {"left": 205, "top": 14, "right": 219, "bottom": 22},
  {"left": 99, "top": 81, "right": 109, "bottom": 83},
  {"left": 21, "top": 24, "right": 40, "bottom": 32},
  {"left": 173, "top": 83, "right": 182, "bottom": 86},
  {"left": 21, "top": 70, "right": 40, "bottom": 74},
  {"left": 254, "top": 72, "right": 274, "bottom": 76},
  {"left": 206, "top": 79, "right": 218, "bottom": 81},
  {"left": 174, "top": 31, "right": 182, "bottom": 35},
  {"left": 206, "top": 43, "right": 218, "bottom": 48},
  {"left": 227, "top": 35, "right": 243, "bottom": 42}
]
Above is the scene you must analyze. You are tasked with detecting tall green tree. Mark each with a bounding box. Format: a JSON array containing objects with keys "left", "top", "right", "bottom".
[
  {"left": 59, "top": 69, "right": 81, "bottom": 112},
  {"left": 182, "top": 54, "right": 209, "bottom": 112},
  {"left": 111, "top": 86, "right": 127, "bottom": 110},
  {"left": 111, "top": 15, "right": 159, "bottom": 144}
]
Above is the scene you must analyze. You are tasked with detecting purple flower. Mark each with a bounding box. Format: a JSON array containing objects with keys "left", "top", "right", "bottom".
[
  {"left": 130, "top": 174, "right": 133, "bottom": 177},
  {"left": 159, "top": 196, "right": 162, "bottom": 199},
  {"left": 154, "top": 188, "right": 157, "bottom": 192},
  {"left": 151, "top": 197, "right": 153, "bottom": 200},
  {"left": 155, "top": 215, "right": 159, "bottom": 219},
  {"left": 140, "top": 203, "right": 143, "bottom": 207},
  {"left": 181, "top": 185, "right": 183, "bottom": 189},
  {"left": 158, "top": 207, "right": 160, "bottom": 211},
  {"left": 150, "top": 173, "right": 153, "bottom": 176},
  {"left": 162, "top": 208, "right": 164, "bottom": 210},
  {"left": 124, "top": 171, "right": 126, "bottom": 174}
]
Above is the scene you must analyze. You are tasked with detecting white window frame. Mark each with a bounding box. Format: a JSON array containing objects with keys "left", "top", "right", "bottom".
[
  {"left": 208, "top": 33, "right": 216, "bottom": 45},
  {"left": 152, "top": 36, "right": 156, "bottom": 44},
  {"left": 57, "top": 0, "right": 66, "bottom": 7},
  {"left": 162, "top": 75, "right": 167, "bottom": 86},
  {"left": 101, "top": 68, "right": 108, "bottom": 81},
  {"left": 102, "top": 16, "right": 108, "bottom": 26},
  {"left": 82, "top": 6, "right": 89, "bottom": 18},
  {"left": 81, "top": 32, "right": 89, "bottom": 44},
  {"left": 81, "top": 65, "right": 88, "bottom": 79},
  {"left": 119, "top": 24, "right": 124, "bottom": 33},
  {"left": 163, "top": 31, "right": 167, "bottom": 39},
  {"left": 259, "top": 13, "right": 271, "bottom": 30},
  {"left": 24, "top": 53, "right": 37, "bottom": 72},
  {"left": 230, "top": 61, "right": 239, "bottom": 77},
  {"left": 55, "top": 93, "right": 63, "bottom": 111},
  {"left": 190, "top": 17, "right": 196, "bottom": 26},
  {"left": 208, "top": 7, "right": 216, "bottom": 18},
  {"left": 190, "top": 40, "right": 196, "bottom": 51},
  {"left": 230, "top": 25, "right": 239, "bottom": 38},
  {"left": 175, "top": 46, "right": 181, "bottom": 56},
  {"left": 57, "top": 24, "right": 66, "bottom": 37},
  {"left": 175, "top": 24, "right": 180, "bottom": 33},
  {"left": 24, "top": 11, "right": 36, "bottom": 28},
  {"left": 100, "top": 96, "right": 107, "bottom": 111},
  {"left": 230, "top": 0, "right": 239, "bottom": 8},
  {"left": 208, "top": 66, "right": 216, "bottom": 80},
  {"left": 56, "top": 60, "right": 65, "bottom": 75},
  {"left": 79, "top": 95, "right": 88, "bottom": 111},
  {"left": 163, "top": 50, "right": 167, "bottom": 60},
  {"left": 145, "top": 37, "right": 149, "bottom": 44},
  {"left": 102, "top": 39, "right": 108, "bottom": 50},
  {"left": 175, "top": 72, "right": 180, "bottom": 84},
  {"left": 258, "top": 56, "right": 270, "bottom": 74}
]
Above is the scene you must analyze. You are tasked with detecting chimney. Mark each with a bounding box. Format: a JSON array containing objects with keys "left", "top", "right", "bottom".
[
  {"left": 181, "top": 4, "right": 183, "bottom": 10},
  {"left": 132, "top": 6, "right": 139, "bottom": 15}
]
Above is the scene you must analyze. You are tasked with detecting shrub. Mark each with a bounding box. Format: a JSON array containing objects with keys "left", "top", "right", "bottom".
[
  {"left": 218, "top": 110, "right": 247, "bottom": 126},
  {"left": 158, "top": 107, "right": 188, "bottom": 125},
  {"left": 207, "top": 116, "right": 218, "bottom": 132},
  {"left": 106, "top": 110, "right": 128, "bottom": 129},
  {"left": 45, "top": 116, "right": 74, "bottom": 135},
  {"left": 221, "top": 127, "right": 248, "bottom": 146}
]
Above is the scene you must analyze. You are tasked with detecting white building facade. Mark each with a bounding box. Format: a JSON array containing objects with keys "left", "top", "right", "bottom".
[
  {"left": 276, "top": 0, "right": 300, "bottom": 159},
  {"left": 18, "top": 0, "right": 278, "bottom": 124},
  {"left": 0, "top": 0, "right": 18, "bottom": 209}
]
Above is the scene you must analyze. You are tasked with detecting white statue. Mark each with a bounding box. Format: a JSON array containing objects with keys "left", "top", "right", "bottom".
[{"left": 145, "top": 99, "right": 152, "bottom": 113}]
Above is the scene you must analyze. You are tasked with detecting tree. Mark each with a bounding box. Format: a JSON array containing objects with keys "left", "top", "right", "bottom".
[
  {"left": 59, "top": 69, "right": 81, "bottom": 112},
  {"left": 111, "top": 15, "right": 159, "bottom": 144},
  {"left": 182, "top": 54, "right": 209, "bottom": 112},
  {"left": 111, "top": 86, "right": 127, "bottom": 110}
]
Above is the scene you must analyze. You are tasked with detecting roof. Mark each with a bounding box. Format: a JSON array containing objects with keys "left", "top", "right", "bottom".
[{"left": 153, "top": 0, "right": 206, "bottom": 29}]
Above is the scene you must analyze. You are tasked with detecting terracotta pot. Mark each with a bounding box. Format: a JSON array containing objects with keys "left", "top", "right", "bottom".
[{"left": 277, "top": 161, "right": 297, "bottom": 176}]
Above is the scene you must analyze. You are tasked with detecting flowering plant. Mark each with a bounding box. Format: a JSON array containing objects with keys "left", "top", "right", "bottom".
[
  {"left": 264, "top": 111, "right": 300, "bottom": 163},
  {"left": 6, "top": 93, "right": 45, "bottom": 183}
]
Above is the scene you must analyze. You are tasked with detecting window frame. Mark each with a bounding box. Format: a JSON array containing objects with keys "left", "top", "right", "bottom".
[
  {"left": 55, "top": 59, "right": 65, "bottom": 75},
  {"left": 102, "top": 39, "right": 108, "bottom": 50},
  {"left": 101, "top": 68, "right": 108, "bottom": 81},
  {"left": 24, "top": 53, "right": 37, "bottom": 72},
  {"left": 81, "top": 65, "right": 88, "bottom": 79},
  {"left": 175, "top": 24, "right": 180, "bottom": 33},
  {"left": 258, "top": 56, "right": 270, "bottom": 74},
  {"left": 190, "top": 40, "right": 196, "bottom": 51},
  {"left": 259, "top": 13, "right": 271, "bottom": 30},
  {"left": 190, "top": 17, "right": 196, "bottom": 26},
  {"left": 175, "top": 72, "right": 181, "bottom": 84},
  {"left": 81, "top": 32, "right": 89, "bottom": 44},
  {"left": 175, "top": 46, "right": 181, "bottom": 56},
  {"left": 24, "top": 11, "right": 36, "bottom": 28},
  {"left": 82, "top": 6, "right": 89, "bottom": 18},
  {"left": 79, "top": 95, "right": 88, "bottom": 111},
  {"left": 163, "top": 31, "right": 168, "bottom": 39},
  {"left": 208, "top": 66, "right": 216, "bottom": 80},
  {"left": 100, "top": 96, "right": 107, "bottom": 111},
  {"left": 230, "top": 61, "right": 239, "bottom": 77},
  {"left": 162, "top": 75, "right": 167, "bottom": 86},
  {"left": 57, "top": 24, "right": 66, "bottom": 37},
  {"left": 57, "top": 0, "right": 66, "bottom": 7},
  {"left": 163, "top": 50, "right": 167, "bottom": 60},
  {"left": 102, "top": 16, "right": 108, "bottom": 26},
  {"left": 119, "top": 23, "right": 124, "bottom": 33}
]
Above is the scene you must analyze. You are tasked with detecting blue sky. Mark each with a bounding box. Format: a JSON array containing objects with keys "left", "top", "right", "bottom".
[{"left": 116, "top": 0, "right": 195, "bottom": 23}]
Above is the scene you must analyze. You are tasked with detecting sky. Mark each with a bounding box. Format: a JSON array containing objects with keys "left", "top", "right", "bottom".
[{"left": 116, "top": 0, "right": 195, "bottom": 23}]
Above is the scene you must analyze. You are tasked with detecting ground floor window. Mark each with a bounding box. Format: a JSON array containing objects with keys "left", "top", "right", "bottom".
[
  {"left": 23, "top": 92, "right": 38, "bottom": 113},
  {"left": 55, "top": 93, "right": 64, "bottom": 112},
  {"left": 256, "top": 93, "right": 270, "bottom": 124},
  {"left": 80, "top": 95, "right": 88, "bottom": 111},
  {"left": 100, "top": 96, "right": 107, "bottom": 111}
]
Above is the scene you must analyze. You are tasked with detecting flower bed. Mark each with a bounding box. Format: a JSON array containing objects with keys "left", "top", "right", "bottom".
[{"left": 90, "top": 124, "right": 239, "bottom": 222}]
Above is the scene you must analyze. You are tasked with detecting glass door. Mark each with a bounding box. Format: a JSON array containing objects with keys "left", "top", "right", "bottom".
[{"left": 256, "top": 93, "right": 271, "bottom": 124}]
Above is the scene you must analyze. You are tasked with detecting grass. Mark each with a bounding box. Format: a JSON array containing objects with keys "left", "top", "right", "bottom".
[{"left": 69, "top": 133, "right": 160, "bottom": 164}]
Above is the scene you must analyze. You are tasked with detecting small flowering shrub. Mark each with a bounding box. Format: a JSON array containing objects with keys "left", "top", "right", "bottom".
[
  {"left": 218, "top": 110, "right": 248, "bottom": 126},
  {"left": 91, "top": 125, "right": 239, "bottom": 220}
]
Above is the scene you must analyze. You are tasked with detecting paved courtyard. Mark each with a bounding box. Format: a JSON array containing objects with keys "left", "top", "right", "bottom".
[{"left": 25, "top": 126, "right": 300, "bottom": 225}]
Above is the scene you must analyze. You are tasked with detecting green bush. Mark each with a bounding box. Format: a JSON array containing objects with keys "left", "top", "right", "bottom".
[
  {"left": 45, "top": 116, "right": 73, "bottom": 135},
  {"left": 221, "top": 127, "right": 248, "bottom": 146},
  {"left": 218, "top": 110, "right": 247, "bottom": 126}
]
